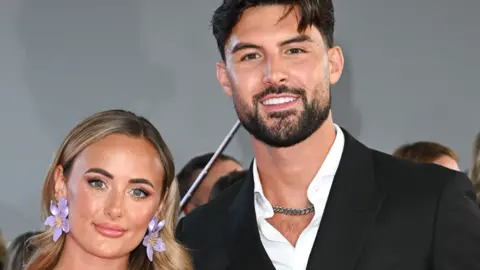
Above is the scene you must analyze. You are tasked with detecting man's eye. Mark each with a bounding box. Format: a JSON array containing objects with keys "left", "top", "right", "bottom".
[
  {"left": 286, "top": 48, "right": 306, "bottom": 54},
  {"left": 240, "top": 53, "right": 260, "bottom": 61}
]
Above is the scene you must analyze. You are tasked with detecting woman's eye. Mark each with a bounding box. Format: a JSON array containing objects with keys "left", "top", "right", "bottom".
[
  {"left": 87, "top": 179, "right": 106, "bottom": 189},
  {"left": 129, "top": 188, "right": 148, "bottom": 198}
]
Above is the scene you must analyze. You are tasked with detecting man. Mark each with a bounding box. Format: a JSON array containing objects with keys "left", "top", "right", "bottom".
[
  {"left": 176, "top": 0, "right": 480, "bottom": 269},
  {"left": 177, "top": 152, "right": 242, "bottom": 215},
  {"left": 393, "top": 141, "right": 460, "bottom": 171}
]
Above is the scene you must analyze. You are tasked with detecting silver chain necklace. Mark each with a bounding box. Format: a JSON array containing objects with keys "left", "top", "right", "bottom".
[{"left": 272, "top": 205, "right": 315, "bottom": 215}]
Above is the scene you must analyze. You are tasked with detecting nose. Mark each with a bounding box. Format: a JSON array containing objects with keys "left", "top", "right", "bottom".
[
  {"left": 263, "top": 57, "right": 288, "bottom": 86},
  {"left": 104, "top": 190, "right": 123, "bottom": 220}
]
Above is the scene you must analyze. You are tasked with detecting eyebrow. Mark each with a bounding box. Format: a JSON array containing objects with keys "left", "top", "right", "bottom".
[
  {"left": 84, "top": 168, "right": 154, "bottom": 188},
  {"left": 279, "top": 34, "right": 313, "bottom": 46},
  {"left": 230, "top": 34, "right": 313, "bottom": 54},
  {"left": 129, "top": 178, "right": 154, "bottom": 188},
  {"left": 231, "top": 43, "right": 261, "bottom": 54}
]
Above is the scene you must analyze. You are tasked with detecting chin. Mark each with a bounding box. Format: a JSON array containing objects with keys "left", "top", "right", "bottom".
[
  {"left": 86, "top": 241, "right": 133, "bottom": 259},
  {"left": 75, "top": 233, "right": 138, "bottom": 259}
]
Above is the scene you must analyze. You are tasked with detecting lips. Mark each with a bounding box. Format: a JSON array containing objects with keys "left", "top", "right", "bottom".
[
  {"left": 259, "top": 94, "right": 299, "bottom": 104},
  {"left": 258, "top": 94, "right": 300, "bottom": 113},
  {"left": 94, "top": 223, "right": 127, "bottom": 238},
  {"left": 261, "top": 96, "right": 298, "bottom": 105}
]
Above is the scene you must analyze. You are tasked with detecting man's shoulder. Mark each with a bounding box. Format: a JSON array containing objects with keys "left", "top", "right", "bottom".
[
  {"left": 369, "top": 148, "right": 466, "bottom": 195},
  {"left": 176, "top": 178, "right": 244, "bottom": 246},
  {"left": 188, "top": 177, "right": 243, "bottom": 217}
]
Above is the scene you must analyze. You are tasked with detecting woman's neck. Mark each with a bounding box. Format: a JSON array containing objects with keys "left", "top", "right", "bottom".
[{"left": 54, "top": 235, "right": 129, "bottom": 270}]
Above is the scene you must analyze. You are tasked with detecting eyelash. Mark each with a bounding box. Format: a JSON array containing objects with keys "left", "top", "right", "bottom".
[
  {"left": 240, "top": 53, "right": 260, "bottom": 61},
  {"left": 129, "top": 189, "right": 149, "bottom": 198},
  {"left": 88, "top": 178, "right": 106, "bottom": 189},
  {"left": 286, "top": 48, "right": 306, "bottom": 54},
  {"left": 240, "top": 48, "right": 306, "bottom": 61},
  {"left": 87, "top": 178, "right": 150, "bottom": 199}
]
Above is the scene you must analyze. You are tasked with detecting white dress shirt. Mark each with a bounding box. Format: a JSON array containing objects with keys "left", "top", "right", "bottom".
[{"left": 253, "top": 124, "right": 345, "bottom": 270}]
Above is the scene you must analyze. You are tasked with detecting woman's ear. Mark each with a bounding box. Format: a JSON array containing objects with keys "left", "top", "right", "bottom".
[{"left": 54, "top": 165, "right": 67, "bottom": 200}]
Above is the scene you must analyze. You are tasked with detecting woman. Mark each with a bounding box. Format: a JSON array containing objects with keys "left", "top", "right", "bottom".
[{"left": 27, "top": 109, "right": 191, "bottom": 270}]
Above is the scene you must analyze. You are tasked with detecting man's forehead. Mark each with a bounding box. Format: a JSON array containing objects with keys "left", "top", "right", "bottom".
[
  {"left": 225, "top": 6, "right": 321, "bottom": 51},
  {"left": 226, "top": 29, "right": 319, "bottom": 54},
  {"left": 231, "top": 5, "right": 301, "bottom": 37}
]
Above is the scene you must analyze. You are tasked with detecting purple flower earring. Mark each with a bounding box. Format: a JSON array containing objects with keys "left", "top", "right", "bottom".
[
  {"left": 142, "top": 216, "right": 166, "bottom": 261},
  {"left": 44, "top": 197, "right": 70, "bottom": 242}
]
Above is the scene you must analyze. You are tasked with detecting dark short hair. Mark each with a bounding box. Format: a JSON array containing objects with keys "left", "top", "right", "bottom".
[
  {"left": 209, "top": 170, "right": 247, "bottom": 201},
  {"left": 211, "top": 0, "right": 335, "bottom": 60},
  {"left": 6, "top": 231, "right": 41, "bottom": 270},
  {"left": 0, "top": 231, "right": 5, "bottom": 269},
  {"left": 393, "top": 141, "right": 458, "bottom": 163},
  {"left": 177, "top": 152, "right": 240, "bottom": 197}
]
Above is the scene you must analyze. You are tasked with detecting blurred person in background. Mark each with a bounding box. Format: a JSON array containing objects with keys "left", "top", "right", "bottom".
[
  {"left": 0, "top": 230, "right": 6, "bottom": 269},
  {"left": 209, "top": 170, "right": 247, "bottom": 201},
  {"left": 393, "top": 141, "right": 460, "bottom": 171},
  {"left": 468, "top": 133, "right": 480, "bottom": 202},
  {"left": 5, "top": 231, "right": 40, "bottom": 270},
  {"left": 177, "top": 153, "right": 242, "bottom": 215}
]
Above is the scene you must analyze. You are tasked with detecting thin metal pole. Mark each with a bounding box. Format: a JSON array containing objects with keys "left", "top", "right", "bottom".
[{"left": 179, "top": 120, "right": 242, "bottom": 209}]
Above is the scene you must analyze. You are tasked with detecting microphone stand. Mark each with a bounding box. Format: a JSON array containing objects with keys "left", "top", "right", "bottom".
[{"left": 179, "top": 120, "right": 242, "bottom": 210}]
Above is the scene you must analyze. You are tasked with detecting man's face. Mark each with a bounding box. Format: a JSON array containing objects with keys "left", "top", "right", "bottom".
[{"left": 216, "top": 5, "right": 344, "bottom": 147}]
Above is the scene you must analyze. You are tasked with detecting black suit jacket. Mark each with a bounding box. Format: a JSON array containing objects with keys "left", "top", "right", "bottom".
[{"left": 176, "top": 130, "right": 480, "bottom": 270}]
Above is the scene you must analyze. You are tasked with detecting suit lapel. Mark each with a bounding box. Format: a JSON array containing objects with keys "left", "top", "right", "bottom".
[
  {"left": 307, "top": 130, "right": 386, "bottom": 270},
  {"left": 224, "top": 168, "right": 275, "bottom": 270}
]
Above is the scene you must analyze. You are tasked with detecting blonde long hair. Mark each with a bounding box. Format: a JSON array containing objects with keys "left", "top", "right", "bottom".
[
  {"left": 26, "top": 109, "right": 191, "bottom": 270},
  {"left": 469, "top": 133, "right": 480, "bottom": 200}
]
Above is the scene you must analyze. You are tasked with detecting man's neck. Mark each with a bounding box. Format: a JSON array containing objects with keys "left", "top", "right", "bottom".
[
  {"left": 253, "top": 118, "right": 337, "bottom": 208},
  {"left": 54, "top": 235, "right": 129, "bottom": 270}
]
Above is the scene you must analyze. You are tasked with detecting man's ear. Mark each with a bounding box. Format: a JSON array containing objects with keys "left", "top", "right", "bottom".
[
  {"left": 216, "top": 61, "right": 233, "bottom": 97},
  {"left": 54, "top": 165, "right": 67, "bottom": 200},
  {"left": 327, "top": 45, "right": 344, "bottom": 85}
]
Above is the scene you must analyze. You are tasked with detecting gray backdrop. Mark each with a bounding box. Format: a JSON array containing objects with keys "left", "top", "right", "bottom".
[{"left": 0, "top": 0, "right": 478, "bottom": 240}]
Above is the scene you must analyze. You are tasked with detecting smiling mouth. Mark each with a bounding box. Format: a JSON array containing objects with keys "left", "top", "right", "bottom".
[{"left": 261, "top": 96, "right": 298, "bottom": 105}]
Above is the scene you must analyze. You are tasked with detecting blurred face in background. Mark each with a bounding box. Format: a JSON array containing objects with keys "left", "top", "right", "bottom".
[
  {"left": 184, "top": 160, "right": 242, "bottom": 214},
  {"left": 433, "top": 155, "right": 459, "bottom": 171}
]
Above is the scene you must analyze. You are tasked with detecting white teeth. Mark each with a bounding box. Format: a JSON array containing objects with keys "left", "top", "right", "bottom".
[{"left": 262, "top": 97, "right": 297, "bottom": 105}]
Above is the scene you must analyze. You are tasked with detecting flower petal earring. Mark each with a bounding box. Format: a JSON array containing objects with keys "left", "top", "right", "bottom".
[
  {"left": 44, "top": 197, "right": 70, "bottom": 242},
  {"left": 142, "top": 216, "right": 166, "bottom": 261}
]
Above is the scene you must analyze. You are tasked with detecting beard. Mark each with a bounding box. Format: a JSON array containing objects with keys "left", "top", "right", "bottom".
[{"left": 233, "top": 84, "right": 331, "bottom": 148}]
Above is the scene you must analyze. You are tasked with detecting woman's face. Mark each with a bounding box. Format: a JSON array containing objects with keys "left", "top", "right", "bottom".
[{"left": 55, "top": 133, "right": 165, "bottom": 258}]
